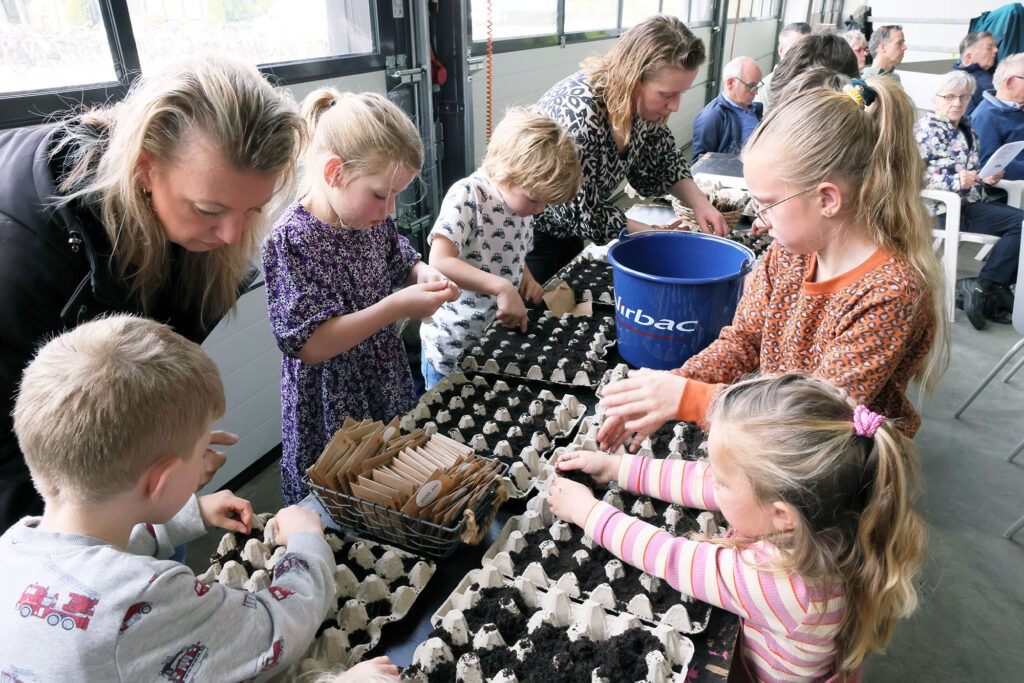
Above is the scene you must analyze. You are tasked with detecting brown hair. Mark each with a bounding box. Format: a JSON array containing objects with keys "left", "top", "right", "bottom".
[
  {"left": 582, "top": 14, "right": 705, "bottom": 146},
  {"left": 481, "top": 106, "right": 582, "bottom": 204},
  {"left": 745, "top": 78, "right": 949, "bottom": 393},
  {"left": 708, "top": 373, "right": 927, "bottom": 680},
  {"left": 56, "top": 55, "right": 305, "bottom": 328},
  {"left": 14, "top": 315, "right": 225, "bottom": 504},
  {"left": 300, "top": 89, "right": 423, "bottom": 194}
]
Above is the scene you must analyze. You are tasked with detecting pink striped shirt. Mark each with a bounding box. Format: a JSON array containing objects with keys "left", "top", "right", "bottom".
[{"left": 582, "top": 453, "right": 844, "bottom": 683}]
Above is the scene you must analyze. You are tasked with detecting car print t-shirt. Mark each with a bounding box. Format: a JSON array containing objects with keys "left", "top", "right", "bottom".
[{"left": 420, "top": 172, "right": 534, "bottom": 375}]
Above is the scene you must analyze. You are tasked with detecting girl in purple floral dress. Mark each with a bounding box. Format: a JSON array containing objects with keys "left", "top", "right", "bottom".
[{"left": 262, "top": 90, "right": 460, "bottom": 503}]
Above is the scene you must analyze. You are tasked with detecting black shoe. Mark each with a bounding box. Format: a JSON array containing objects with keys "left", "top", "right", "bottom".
[
  {"left": 963, "top": 282, "right": 989, "bottom": 330},
  {"left": 956, "top": 277, "right": 977, "bottom": 311},
  {"left": 987, "top": 283, "right": 1014, "bottom": 315}
]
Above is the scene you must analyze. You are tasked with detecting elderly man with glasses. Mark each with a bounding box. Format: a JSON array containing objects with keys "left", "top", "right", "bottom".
[
  {"left": 915, "top": 69, "right": 1021, "bottom": 329},
  {"left": 692, "top": 56, "right": 764, "bottom": 162},
  {"left": 972, "top": 52, "right": 1024, "bottom": 181}
]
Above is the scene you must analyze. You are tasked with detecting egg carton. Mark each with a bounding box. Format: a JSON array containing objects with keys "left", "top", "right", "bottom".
[
  {"left": 398, "top": 371, "right": 589, "bottom": 497},
  {"left": 199, "top": 514, "right": 435, "bottom": 676},
  {"left": 725, "top": 229, "right": 773, "bottom": 259},
  {"left": 402, "top": 566, "right": 694, "bottom": 682},
  {"left": 459, "top": 309, "right": 616, "bottom": 388},
  {"left": 549, "top": 249, "right": 615, "bottom": 306},
  {"left": 479, "top": 483, "right": 718, "bottom": 635}
]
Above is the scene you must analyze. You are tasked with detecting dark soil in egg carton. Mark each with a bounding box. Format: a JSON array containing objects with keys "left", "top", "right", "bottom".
[
  {"left": 401, "top": 374, "right": 586, "bottom": 468},
  {"left": 404, "top": 586, "right": 683, "bottom": 682},
  {"left": 627, "top": 420, "right": 707, "bottom": 458},
  {"left": 460, "top": 309, "right": 615, "bottom": 387},
  {"left": 725, "top": 229, "right": 773, "bottom": 258},
  {"left": 553, "top": 258, "right": 615, "bottom": 306}
]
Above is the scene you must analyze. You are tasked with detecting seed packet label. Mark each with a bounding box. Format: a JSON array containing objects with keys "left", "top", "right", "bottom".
[{"left": 416, "top": 479, "right": 444, "bottom": 507}]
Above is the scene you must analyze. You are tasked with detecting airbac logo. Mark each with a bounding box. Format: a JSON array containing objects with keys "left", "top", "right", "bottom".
[{"left": 616, "top": 296, "right": 699, "bottom": 337}]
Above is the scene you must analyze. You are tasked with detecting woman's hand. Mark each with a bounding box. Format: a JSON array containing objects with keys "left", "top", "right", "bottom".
[
  {"left": 197, "top": 490, "right": 253, "bottom": 533},
  {"left": 959, "top": 169, "right": 981, "bottom": 188},
  {"left": 692, "top": 202, "right": 729, "bottom": 237},
  {"left": 496, "top": 282, "right": 528, "bottom": 332},
  {"left": 198, "top": 431, "right": 237, "bottom": 490},
  {"left": 555, "top": 450, "right": 620, "bottom": 485},
  {"left": 547, "top": 476, "right": 598, "bottom": 527},
  {"left": 597, "top": 369, "right": 686, "bottom": 451},
  {"left": 982, "top": 169, "right": 1006, "bottom": 185}
]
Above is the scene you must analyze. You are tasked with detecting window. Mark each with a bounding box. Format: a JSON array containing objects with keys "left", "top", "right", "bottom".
[
  {"left": 564, "top": 0, "right": 618, "bottom": 34},
  {"left": 1, "top": 0, "right": 116, "bottom": 96},
  {"left": 470, "top": 0, "right": 558, "bottom": 42},
  {"left": 126, "top": 0, "right": 375, "bottom": 73},
  {"left": 621, "top": 0, "right": 662, "bottom": 28}
]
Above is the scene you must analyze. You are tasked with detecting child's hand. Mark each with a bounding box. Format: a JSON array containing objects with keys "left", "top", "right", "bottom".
[
  {"left": 197, "top": 430, "right": 237, "bottom": 490},
  {"left": 598, "top": 369, "right": 686, "bottom": 451},
  {"left": 547, "top": 476, "right": 598, "bottom": 527},
  {"left": 274, "top": 505, "right": 324, "bottom": 544},
  {"left": 496, "top": 283, "right": 528, "bottom": 332},
  {"left": 392, "top": 281, "right": 455, "bottom": 320},
  {"left": 197, "top": 490, "right": 253, "bottom": 534},
  {"left": 556, "top": 450, "right": 620, "bottom": 485},
  {"left": 334, "top": 656, "right": 399, "bottom": 681},
  {"left": 415, "top": 262, "right": 462, "bottom": 299},
  {"left": 518, "top": 273, "right": 544, "bottom": 304}
]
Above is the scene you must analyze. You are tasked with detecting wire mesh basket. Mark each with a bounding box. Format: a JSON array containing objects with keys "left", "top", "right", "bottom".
[{"left": 303, "top": 463, "right": 509, "bottom": 559}]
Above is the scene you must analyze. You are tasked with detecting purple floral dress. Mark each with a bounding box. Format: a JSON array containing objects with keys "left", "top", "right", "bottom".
[{"left": 262, "top": 202, "right": 421, "bottom": 504}]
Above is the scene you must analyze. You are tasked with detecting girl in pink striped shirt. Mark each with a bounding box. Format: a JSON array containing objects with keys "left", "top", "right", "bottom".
[{"left": 549, "top": 373, "right": 926, "bottom": 683}]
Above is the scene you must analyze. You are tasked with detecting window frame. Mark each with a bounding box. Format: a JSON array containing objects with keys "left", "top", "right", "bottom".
[{"left": 0, "top": 0, "right": 396, "bottom": 130}]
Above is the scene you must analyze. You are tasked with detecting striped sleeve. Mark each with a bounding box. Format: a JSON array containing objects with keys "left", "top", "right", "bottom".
[
  {"left": 616, "top": 453, "right": 718, "bottom": 511},
  {"left": 584, "top": 501, "right": 816, "bottom": 636}
]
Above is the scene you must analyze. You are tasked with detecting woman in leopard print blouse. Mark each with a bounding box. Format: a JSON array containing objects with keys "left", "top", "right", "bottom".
[{"left": 527, "top": 15, "right": 727, "bottom": 282}]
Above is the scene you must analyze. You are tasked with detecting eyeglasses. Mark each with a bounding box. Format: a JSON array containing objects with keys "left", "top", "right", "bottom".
[
  {"left": 751, "top": 187, "right": 816, "bottom": 226},
  {"left": 936, "top": 93, "right": 972, "bottom": 102},
  {"left": 735, "top": 77, "right": 764, "bottom": 92}
]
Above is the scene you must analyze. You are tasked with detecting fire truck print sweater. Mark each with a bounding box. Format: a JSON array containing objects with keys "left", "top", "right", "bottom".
[
  {"left": 0, "top": 496, "right": 334, "bottom": 682},
  {"left": 672, "top": 243, "right": 935, "bottom": 436},
  {"left": 584, "top": 453, "right": 844, "bottom": 682}
]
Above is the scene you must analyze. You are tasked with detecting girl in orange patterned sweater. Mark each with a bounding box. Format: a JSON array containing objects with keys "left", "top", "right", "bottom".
[
  {"left": 550, "top": 373, "right": 927, "bottom": 682},
  {"left": 599, "top": 78, "right": 948, "bottom": 444}
]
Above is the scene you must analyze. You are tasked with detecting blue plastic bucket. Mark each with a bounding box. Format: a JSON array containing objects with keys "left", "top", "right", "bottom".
[{"left": 607, "top": 230, "right": 754, "bottom": 370}]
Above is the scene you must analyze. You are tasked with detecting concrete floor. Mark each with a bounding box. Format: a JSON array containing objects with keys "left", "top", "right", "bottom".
[{"left": 185, "top": 244, "right": 1024, "bottom": 681}]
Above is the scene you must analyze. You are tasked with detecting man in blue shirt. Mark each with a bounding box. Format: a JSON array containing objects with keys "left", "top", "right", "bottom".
[
  {"left": 973, "top": 53, "right": 1024, "bottom": 180},
  {"left": 692, "top": 56, "right": 764, "bottom": 162},
  {"left": 954, "top": 31, "right": 998, "bottom": 117}
]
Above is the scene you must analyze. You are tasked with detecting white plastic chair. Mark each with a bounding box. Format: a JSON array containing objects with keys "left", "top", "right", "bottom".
[{"left": 924, "top": 188, "right": 1000, "bottom": 323}]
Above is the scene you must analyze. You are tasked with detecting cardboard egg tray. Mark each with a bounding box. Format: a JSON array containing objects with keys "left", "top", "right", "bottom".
[
  {"left": 398, "top": 372, "right": 589, "bottom": 497},
  {"left": 459, "top": 309, "right": 616, "bottom": 387},
  {"left": 199, "top": 514, "right": 435, "bottom": 676},
  {"left": 479, "top": 483, "right": 718, "bottom": 635},
  {"left": 401, "top": 565, "right": 695, "bottom": 682},
  {"left": 549, "top": 249, "right": 615, "bottom": 307}
]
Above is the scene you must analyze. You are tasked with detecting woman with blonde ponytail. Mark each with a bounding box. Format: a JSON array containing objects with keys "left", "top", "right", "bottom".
[
  {"left": 599, "top": 76, "right": 947, "bottom": 448},
  {"left": 0, "top": 54, "right": 305, "bottom": 533},
  {"left": 262, "top": 89, "right": 459, "bottom": 504},
  {"left": 550, "top": 372, "right": 927, "bottom": 682}
]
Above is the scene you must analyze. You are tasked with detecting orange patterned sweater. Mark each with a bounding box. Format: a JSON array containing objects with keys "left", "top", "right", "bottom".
[{"left": 673, "top": 243, "right": 935, "bottom": 436}]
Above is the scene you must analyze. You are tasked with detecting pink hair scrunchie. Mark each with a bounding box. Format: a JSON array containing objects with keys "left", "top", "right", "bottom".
[{"left": 853, "top": 404, "right": 885, "bottom": 437}]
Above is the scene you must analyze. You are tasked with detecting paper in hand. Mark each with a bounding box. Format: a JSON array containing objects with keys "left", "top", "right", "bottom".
[{"left": 979, "top": 141, "right": 1024, "bottom": 178}]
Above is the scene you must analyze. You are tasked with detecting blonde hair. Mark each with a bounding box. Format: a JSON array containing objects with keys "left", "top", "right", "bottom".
[
  {"left": 745, "top": 78, "right": 949, "bottom": 393},
  {"left": 13, "top": 315, "right": 225, "bottom": 504},
  {"left": 708, "top": 373, "right": 927, "bottom": 679},
  {"left": 300, "top": 89, "right": 423, "bottom": 194},
  {"left": 481, "top": 106, "right": 583, "bottom": 204},
  {"left": 56, "top": 55, "right": 305, "bottom": 328},
  {"left": 582, "top": 14, "right": 705, "bottom": 147}
]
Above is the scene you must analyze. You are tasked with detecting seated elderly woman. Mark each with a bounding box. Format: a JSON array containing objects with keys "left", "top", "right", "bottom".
[
  {"left": 914, "top": 70, "right": 1022, "bottom": 330},
  {"left": 842, "top": 29, "right": 870, "bottom": 70}
]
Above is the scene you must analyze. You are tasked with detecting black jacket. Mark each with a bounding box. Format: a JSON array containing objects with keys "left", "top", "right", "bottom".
[{"left": 0, "top": 123, "right": 222, "bottom": 531}]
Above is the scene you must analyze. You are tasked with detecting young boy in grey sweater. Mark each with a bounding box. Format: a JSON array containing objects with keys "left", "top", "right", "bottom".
[{"left": 0, "top": 315, "right": 337, "bottom": 681}]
